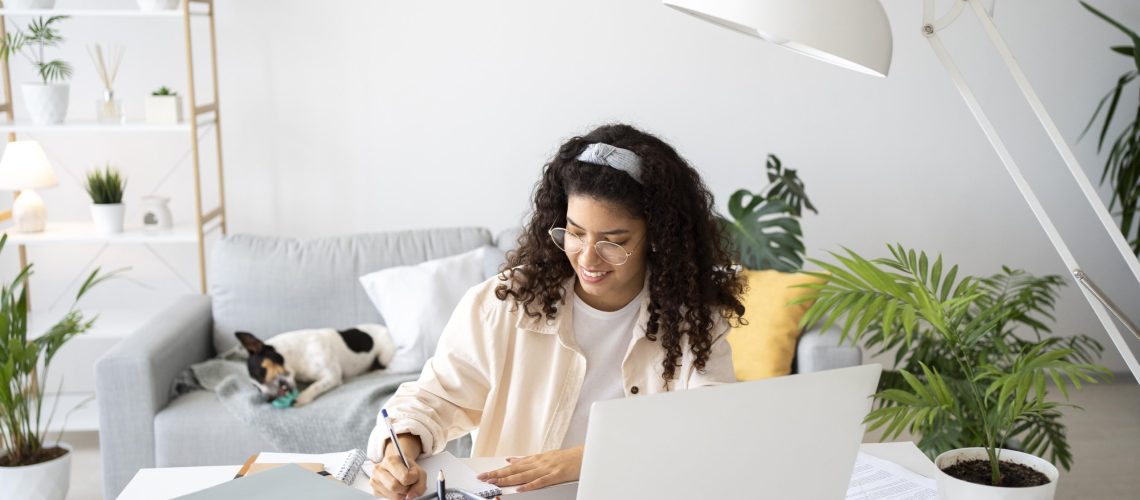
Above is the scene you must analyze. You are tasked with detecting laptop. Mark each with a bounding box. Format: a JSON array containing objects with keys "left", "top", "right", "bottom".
[{"left": 574, "top": 363, "right": 882, "bottom": 499}]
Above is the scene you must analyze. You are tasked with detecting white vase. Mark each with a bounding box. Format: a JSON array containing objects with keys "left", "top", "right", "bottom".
[
  {"left": 136, "top": 0, "right": 180, "bottom": 10},
  {"left": 935, "top": 448, "right": 1058, "bottom": 500},
  {"left": 4, "top": 0, "right": 58, "bottom": 9},
  {"left": 140, "top": 195, "right": 173, "bottom": 233},
  {"left": 21, "top": 83, "right": 69, "bottom": 125},
  {"left": 145, "top": 94, "right": 183, "bottom": 124},
  {"left": 90, "top": 203, "right": 126, "bottom": 235},
  {"left": 0, "top": 443, "right": 71, "bottom": 500}
]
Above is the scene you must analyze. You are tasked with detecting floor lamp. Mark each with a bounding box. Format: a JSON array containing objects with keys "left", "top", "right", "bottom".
[{"left": 662, "top": 0, "right": 1140, "bottom": 383}]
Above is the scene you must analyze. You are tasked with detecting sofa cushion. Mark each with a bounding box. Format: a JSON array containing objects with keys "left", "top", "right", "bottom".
[
  {"left": 208, "top": 227, "right": 492, "bottom": 354},
  {"left": 728, "top": 270, "right": 827, "bottom": 381},
  {"left": 359, "top": 247, "right": 490, "bottom": 373},
  {"left": 154, "top": 391, "right": 276, "bottom": 467}
]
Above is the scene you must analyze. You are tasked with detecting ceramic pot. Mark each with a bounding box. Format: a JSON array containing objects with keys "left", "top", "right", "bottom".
[
  {"left": 90, "top": 203, "right": 126, "bottom": 235},
  {"left": 935, "top": 447, "right": 1058, "bottom": 500},
  {"left": 0, "top": 443, "right": 71, "bottom": 500},
  {"left": 21, "top": 83, "right": 69, "bottom": 125}
]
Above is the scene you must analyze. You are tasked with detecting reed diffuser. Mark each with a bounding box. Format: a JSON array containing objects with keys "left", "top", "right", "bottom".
[{"left": 87, "top": 44, "right": 125, "bottom": 124}]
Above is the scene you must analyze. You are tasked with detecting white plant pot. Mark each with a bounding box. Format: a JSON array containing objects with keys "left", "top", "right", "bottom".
[
  {"left": 145, "top": 95, "right": 183, "bottom": 124},
  {"left": 0, "top": 443, "right": 71, "bottom": 500},
  {"left": 935, "top": 448, "right": 1058, "bottom": 500},
  {"left": 4, "top": 0, "right": 58, "bottom": 9},
  {"left": 21, "top": 83, "right": 69, "bottom": 125},
  {"left": 136, "top": 0, "right": 180, "bottom": 11},
  {"left": 90, "top": 203, "right": 126, "bottom": 235}
]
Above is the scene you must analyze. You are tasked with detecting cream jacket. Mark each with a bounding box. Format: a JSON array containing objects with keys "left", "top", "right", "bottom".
[{"left": 366, "top": 274, "right": 735, "bottom": 460}]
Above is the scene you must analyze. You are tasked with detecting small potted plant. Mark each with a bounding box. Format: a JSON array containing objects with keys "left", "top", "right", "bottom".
[
  {"left": 799, "top": 245, "right": 1111, "bottom": 500},
  {"left": 0, "top": 234, "right": 108, "bottom": 500},
  {"left": 84, "top": 165, "right": 127, "bottom": 235},
  {"left": 145, "top": 86, "right": 182, "bottom": 124},
  {"left": 0, "top": 16, "right": 72, "bottom": 125}
]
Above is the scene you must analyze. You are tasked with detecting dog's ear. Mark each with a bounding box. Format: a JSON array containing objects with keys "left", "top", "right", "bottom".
[{"left": 235, "top": 331, "right": 264, "bottom": 354}]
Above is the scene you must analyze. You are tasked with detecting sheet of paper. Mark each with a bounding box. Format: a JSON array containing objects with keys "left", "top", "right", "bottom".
[
  {"left": 362, "top": 451, "right": 502, "bottom": 498},
  {"left": 846, "top": 451, "right": 939, "bottom": 500}
]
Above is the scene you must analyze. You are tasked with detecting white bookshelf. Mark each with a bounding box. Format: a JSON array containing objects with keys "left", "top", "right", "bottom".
[
  {"left": 0, "top": 118, "right": 214, "bottom": 133},
  {"left": 0, "top": 0, "right": 230, "bottom": 295},
  {"left": 0, "top": 8, "right": 208, "bottom": 18},
  {"left": 4, "top": 221, "right": 202, "bottom": 245}
]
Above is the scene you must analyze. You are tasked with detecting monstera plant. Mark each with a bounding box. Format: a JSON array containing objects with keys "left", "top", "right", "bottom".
[{"left": 718, "top": 154, "right": 817, "bottom": 272}]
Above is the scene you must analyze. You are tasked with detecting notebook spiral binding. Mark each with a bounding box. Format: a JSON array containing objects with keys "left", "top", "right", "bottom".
[
  {"left": 337, "top": 449, "right": 368, "bottom": 484},
  {"left": 472, "top": 485, "right": 502, "bottom": 498}
]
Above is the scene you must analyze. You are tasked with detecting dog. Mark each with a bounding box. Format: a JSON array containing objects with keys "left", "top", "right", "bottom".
[{"left": 234, "top": 324, "right": 397, "bottom": 407}]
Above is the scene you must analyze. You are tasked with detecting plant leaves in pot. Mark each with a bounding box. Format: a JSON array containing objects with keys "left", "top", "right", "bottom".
[
  {"left": 1, "top": 16, "right": 73, "bottom": 125},
  {"left": 0, "top": 235, "right": 112, "bottom": 500},
  {"left": 796, "top": 245, "right": 1113, "bottom": 499},
  {"left": 85, "top": 165, "right": 127, "bottom": 235}
]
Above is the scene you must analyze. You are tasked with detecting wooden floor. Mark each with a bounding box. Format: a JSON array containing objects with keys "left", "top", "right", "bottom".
[{"left": 63, "top": 379, "right": 1140, "bottom": 499}]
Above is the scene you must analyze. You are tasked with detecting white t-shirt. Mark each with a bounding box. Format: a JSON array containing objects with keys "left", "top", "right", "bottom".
[{"left": 559, "top": 289, "right": 643, "bottom": 448}]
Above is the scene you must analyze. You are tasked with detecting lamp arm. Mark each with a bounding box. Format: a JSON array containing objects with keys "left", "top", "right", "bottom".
[
  {"left": 966, "top": 0, "right": 1140, "bottom": 285},
  {"left": 923, "top": 0, "right": 1140, "bottom": 382}
]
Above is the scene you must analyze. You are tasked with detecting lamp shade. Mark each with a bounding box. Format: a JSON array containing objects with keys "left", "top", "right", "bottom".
[
  {"left": 663, "top": 0, "right": 893, "bottom": 77},
  {"left": 0, "top": 140, "right": 58, "bottom": 190}
]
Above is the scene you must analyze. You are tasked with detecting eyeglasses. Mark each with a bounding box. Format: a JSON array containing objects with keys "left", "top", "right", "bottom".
[{"left": 548, "top": 227, "right": 641, "bottom": 266}]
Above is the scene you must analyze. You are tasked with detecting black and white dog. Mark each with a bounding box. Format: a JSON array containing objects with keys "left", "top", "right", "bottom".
[{"left": 235, "top": 324, "right": 397, "bottom": 407}]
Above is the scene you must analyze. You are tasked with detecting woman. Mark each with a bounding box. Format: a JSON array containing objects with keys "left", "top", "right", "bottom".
[{"left": 368, "top": 123, "right": 746, "bottom": 498}]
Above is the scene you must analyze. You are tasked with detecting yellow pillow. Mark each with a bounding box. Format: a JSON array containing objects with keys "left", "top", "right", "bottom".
[{"left": 727, "top": 269, "right": 827, "bottom": 381}]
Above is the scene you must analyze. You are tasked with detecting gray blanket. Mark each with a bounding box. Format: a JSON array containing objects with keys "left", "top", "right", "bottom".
[{"left": 173, "top": 357, "right": 421, "bottom": 453}]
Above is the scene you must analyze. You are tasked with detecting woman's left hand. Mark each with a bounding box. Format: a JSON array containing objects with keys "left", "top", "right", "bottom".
[{"left": 476, "top": 446, "right": 584, "bottom": 492}]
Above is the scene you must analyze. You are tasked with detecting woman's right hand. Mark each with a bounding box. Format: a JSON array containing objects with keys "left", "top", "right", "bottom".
[{"left": 370, "top": 434, "right": 427, "bottom": 500}]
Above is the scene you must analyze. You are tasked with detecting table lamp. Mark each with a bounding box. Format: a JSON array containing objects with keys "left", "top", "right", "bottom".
[
  {"left": 0, "top": 140, "right": 59, "bottom": 233},
  {"left": 662, "top": 0, "right": 1140, "bottom": 382}
]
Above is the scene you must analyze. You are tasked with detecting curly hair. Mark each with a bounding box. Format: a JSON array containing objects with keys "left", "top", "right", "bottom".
[{"left": 495, "top": 123, "right": 746, "bottom": 384}]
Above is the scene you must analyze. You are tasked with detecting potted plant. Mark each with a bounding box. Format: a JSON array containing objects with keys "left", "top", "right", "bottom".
[
  {"left": 84, "top": 165, "right": 126, "bottom": 235},
  {"left": 718, "top": 154, "right": 816, "bottom": 273},
  {"left": 0, "top": 234, "right": 108, "bottom": 500},
  {"left": 145, "top": 86, "right": 182, "bottom": 124},
  {"left": 798, "top": 245, "right": 1111, "bottom": 499},
  {"left": 717, "top": 154, "right": 823, "bottom": 381},
  {"left": 0, "top": 16, "right": 72, "bottom": 125}
]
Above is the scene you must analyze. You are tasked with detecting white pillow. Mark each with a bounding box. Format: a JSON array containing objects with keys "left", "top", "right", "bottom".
[{"left": 359, "top": 246, "right": 488, "bottom": 373}]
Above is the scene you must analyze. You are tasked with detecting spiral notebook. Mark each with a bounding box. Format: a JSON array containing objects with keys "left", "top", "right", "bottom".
[
  {"left": 362, "top": 451, "right": 502, "bottom": 498},
  {"left": 252, "top": 449, "right": 368, "bottom": 485}
]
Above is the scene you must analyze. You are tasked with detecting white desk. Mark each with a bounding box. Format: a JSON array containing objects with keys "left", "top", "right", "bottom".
[{"left": 118, "top": 441, "right": 937, "bottom": 499}]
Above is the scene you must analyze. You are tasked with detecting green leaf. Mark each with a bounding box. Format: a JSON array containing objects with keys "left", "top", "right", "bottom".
[{"left": 719, "top": 195, "right": 803, "bottom": 271}]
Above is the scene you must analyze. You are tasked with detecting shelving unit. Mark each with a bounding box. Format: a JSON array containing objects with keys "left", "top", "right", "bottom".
[{"left": 0, "top": 0, "right": 228, "bottom": 294}]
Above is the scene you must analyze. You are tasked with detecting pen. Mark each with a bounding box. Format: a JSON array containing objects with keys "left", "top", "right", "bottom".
[
  {"left": 380, "top": 408, "right": 411, "bottom": 470},
  {"left": 437, "top": 470, "right": 446, "bottom": 500}
]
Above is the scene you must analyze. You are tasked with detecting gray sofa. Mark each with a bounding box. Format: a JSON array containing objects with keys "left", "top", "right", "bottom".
[{"left": 94, "top": 227, "right": 860, "bottom": 499}]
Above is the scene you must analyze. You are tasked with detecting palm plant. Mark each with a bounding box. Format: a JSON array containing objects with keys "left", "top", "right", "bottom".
[
  {"left": 0, "top": 16, "right": 73, "bottom": 84},
  {"left": 0, "top": 234, "right": 109, "bottom": 466},
  {"left": 1079, "top": 1, "right": 1140, "bottom": 255},
  {"left": 718, "top": 154, "right": 817, "bottom": 271},
  {"left": 84, "top": 165, "right": 126, "bottom": 205},
  {"left": 796, "top": 245, "right": 1111, "bottom": 486}
]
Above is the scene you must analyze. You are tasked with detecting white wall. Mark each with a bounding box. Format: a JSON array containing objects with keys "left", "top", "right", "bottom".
[{"left": 4, "top": 0, "right": 1139, "bottom": 372}]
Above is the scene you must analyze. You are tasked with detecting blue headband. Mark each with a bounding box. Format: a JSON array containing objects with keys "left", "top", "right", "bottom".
[{"left": 576, "top": 143, "right": 644, "bottom": 185}]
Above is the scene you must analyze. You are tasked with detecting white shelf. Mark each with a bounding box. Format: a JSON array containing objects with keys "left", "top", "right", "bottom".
[
  {"left": 4, "top": 221, "right": 199, "bottom": 245},
  {"left": 0, "top": 8, "right": 208, "bottom": 18},
  {"left": 0, "top": 118, "right": 213, "bottom": 133}
]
